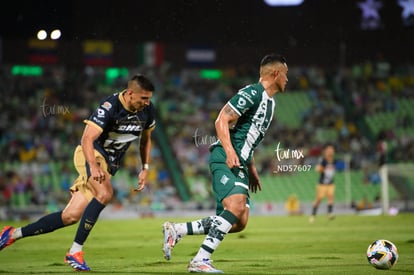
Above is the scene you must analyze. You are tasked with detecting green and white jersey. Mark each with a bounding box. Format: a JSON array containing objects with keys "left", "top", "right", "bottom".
[{"left": 213, "top": 82, "right": 275, "bottom": 164}]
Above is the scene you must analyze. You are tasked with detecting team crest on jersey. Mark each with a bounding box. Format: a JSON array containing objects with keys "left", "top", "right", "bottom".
[
  {"left": 101, "top": 101, "right": 112, "bottom": 111},
  {"left": 238, "top": 170, "right": 245, "bottom": 179},
  {"left": 220, "top": 175, "right": 229, "bottom": 185}
]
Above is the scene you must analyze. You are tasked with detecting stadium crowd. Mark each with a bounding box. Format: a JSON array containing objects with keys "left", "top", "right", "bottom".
[{"left": 1, "top": 58, "right": 413, "bottom": 217}]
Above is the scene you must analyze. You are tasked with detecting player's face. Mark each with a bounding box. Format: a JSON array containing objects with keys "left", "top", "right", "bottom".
[
  {"left": 324, "top": 146, "right": 335, "bottom": 159},
  {"left": 129, "top": 89, "right": 152, "bottom": 112}
]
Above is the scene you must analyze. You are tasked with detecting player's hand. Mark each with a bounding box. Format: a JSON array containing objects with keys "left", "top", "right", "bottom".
[
  {"left": 249, "top": 176, "right": 262, "bottom": 193},
  {"left": 226, "top": 149, "right": 241, "bottom": 168},
  {"left": 248, "top": 165, "right": 262, "bottom": 193},
  {"left": 134, "top": 169, "right": 149, "bottom": 192},
  {"left": 90, "top": 163, "right": 106, "bottom": 184}
]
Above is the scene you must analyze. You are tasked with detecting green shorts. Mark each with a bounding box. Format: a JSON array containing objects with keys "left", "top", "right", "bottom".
[{"left": 209, "top": 146, "right": 250, "bottom": 215}]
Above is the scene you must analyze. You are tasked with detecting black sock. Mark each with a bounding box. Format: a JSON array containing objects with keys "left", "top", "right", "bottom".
[
  {"left": 21, "top": 211, "right": 65, "bottom": 237},
  {"left": 312, "top": 206, "right": 317, "bottom": 216},
  {"left": 74, "top": 198, "right": 106, "bottom": 245},
  {"left": 328, "top": 204, "right": 333, "bottom": 214}
]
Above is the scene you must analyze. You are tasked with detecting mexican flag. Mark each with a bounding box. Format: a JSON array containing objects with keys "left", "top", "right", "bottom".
[{"left": 137, "top": 42, "right": 164, "bottom": 67}]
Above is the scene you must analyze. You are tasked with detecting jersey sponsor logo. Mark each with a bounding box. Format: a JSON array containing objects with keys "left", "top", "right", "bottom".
[
  {"left": 97, "top": 108, "right": 106, "bottom": 118},
  {"left": 254, "top": 111, "right": 266, "bottom": 132},
  {"left": 237, "top": 97, "right": 247, "bottom": 108},
  {"left": 117, "top": 124, "right": 142, "bottom": 131},
  {"left": 237, "top": 90, "right": 254, "bottom": 104},
  {"left": 253, "top": 99, "right": 273, "bottom": 133},
  {"left": 101, "top": 101, "right": 112, "bottom": 111},
  {"left": 92, "top": 117, "right": 104, "bottom": 126}
]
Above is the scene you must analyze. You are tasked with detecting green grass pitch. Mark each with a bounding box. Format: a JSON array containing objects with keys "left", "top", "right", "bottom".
[{"left": 1, "top": 214, "right": 413, "bottom": 274}]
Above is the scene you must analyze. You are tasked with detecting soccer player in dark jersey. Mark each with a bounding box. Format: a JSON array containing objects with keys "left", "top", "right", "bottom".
[
  {"left": 309, "top": 143, "right": 337, "bottom": 223},
  {"left": 0, "top": 74, "right": 156, "bottom": 271},
  {"left": 162, "top": 54, "right": 288, "bottom": 273}
]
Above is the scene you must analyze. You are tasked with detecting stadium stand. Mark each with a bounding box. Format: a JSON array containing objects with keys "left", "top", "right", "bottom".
[{"left": 1, "top": 60, "right": 413, "bottom": 219}]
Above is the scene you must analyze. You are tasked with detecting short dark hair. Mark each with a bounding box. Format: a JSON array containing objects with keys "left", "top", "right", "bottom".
[
  {"left": 260, "top": 54, "right": 287, "bottom": 67},
  {"left": 130, "top": 74, "right": 155, "bottom": 92},
  {"left": 323, "top": 143, "right": 335, "bottom": 150}
]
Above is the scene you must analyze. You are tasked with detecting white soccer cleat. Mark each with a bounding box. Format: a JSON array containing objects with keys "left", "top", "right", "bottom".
[
  {"left": 188, "top": 258, "right": 224, "bottom": 273},
  {"left": 162, "top": 221, "right": 180, "bottom": 260}
]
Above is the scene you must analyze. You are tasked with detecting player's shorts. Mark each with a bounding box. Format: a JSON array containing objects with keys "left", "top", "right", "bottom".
[
  {"left": 209, "top": 146, "right": 250, "bottom": 215},
  {"left": 316, "top": 183, "right": 335, "bottom": 199},
  {"left": 70, "top": 145, "right": 110, "bottom": 201}
]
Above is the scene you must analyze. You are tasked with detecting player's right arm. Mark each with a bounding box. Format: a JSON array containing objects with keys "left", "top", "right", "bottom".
[
  {"left": 315, "top": 158, "right": 326, "bottom": 173},
  {"left": 81, "top": 98, "right": 112, "bottom": 183},
  {"left": 81, "top": 123, "right": 106, "bottom": 183},
  {"left": 315, "top": 164, "right": 324, "bottom": 173},
  {"left": 215, "top": 103, "right": 240, "bottom": 168}
]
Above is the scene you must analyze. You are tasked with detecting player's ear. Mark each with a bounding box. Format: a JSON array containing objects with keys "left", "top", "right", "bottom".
[{"left": 273, "top": 69, "right": 279, "bottom": 80}]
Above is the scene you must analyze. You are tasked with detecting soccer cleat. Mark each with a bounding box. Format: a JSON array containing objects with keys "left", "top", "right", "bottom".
[
  {"left": 162, "top": 221, "right": 181, "bottom": 260},
  {"left": 0, "top": 226, "right": 16, "bottom": 251},
  {"left": 187, "top": 258, "right": 224, "bottom": 273},
  {"left": 64, "top": 251, "right": 91, "bottom": 271}
]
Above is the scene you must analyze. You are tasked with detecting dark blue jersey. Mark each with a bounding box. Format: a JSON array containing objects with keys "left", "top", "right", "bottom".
[
  {"left": 318, "top": 158, "right": 336, "bottom": 184},
  {"left": 85, "top": 90, "right": 155, "bottom": 175}
]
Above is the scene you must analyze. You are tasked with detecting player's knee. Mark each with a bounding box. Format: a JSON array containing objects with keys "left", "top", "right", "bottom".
[
  {"left": 224, "top": 196, "right": 247, "bottom": 218},
  {"left": 94, "top": 192, "right": 112, "bottom": 205},
  {"left": 90, "top": 179, "right": 113, "bottom": 205},
  {"left": 62, "top": 211, "right": 81, "bottom": 225},
  {"left": 94, "top": 189, "right": 113, "bottom": 205},
  {"left": 228, "top": 203, "right": 246, "bottom": 218}
]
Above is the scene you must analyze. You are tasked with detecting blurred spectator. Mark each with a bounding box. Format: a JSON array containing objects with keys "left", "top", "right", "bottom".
[{"left": 376, "top": 130, "right": 388, "bottom": 167}]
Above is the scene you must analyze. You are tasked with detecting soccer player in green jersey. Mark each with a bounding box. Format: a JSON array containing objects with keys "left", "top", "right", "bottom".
[{"left": 163, "top": 54, "right": 288, "bottom": 273}]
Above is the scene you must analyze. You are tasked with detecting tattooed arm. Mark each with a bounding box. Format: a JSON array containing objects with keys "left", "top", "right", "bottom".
[{"left": 215, "top": 104, "right": 241, "bottom": 168}]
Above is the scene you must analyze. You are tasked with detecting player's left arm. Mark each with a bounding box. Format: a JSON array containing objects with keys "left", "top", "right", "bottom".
[
  {"left": 134, "top": 126, "right": 155, "bottom": 192},
  {"left": 248, "top": 156, "right": 262, "bottom": 193}
]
